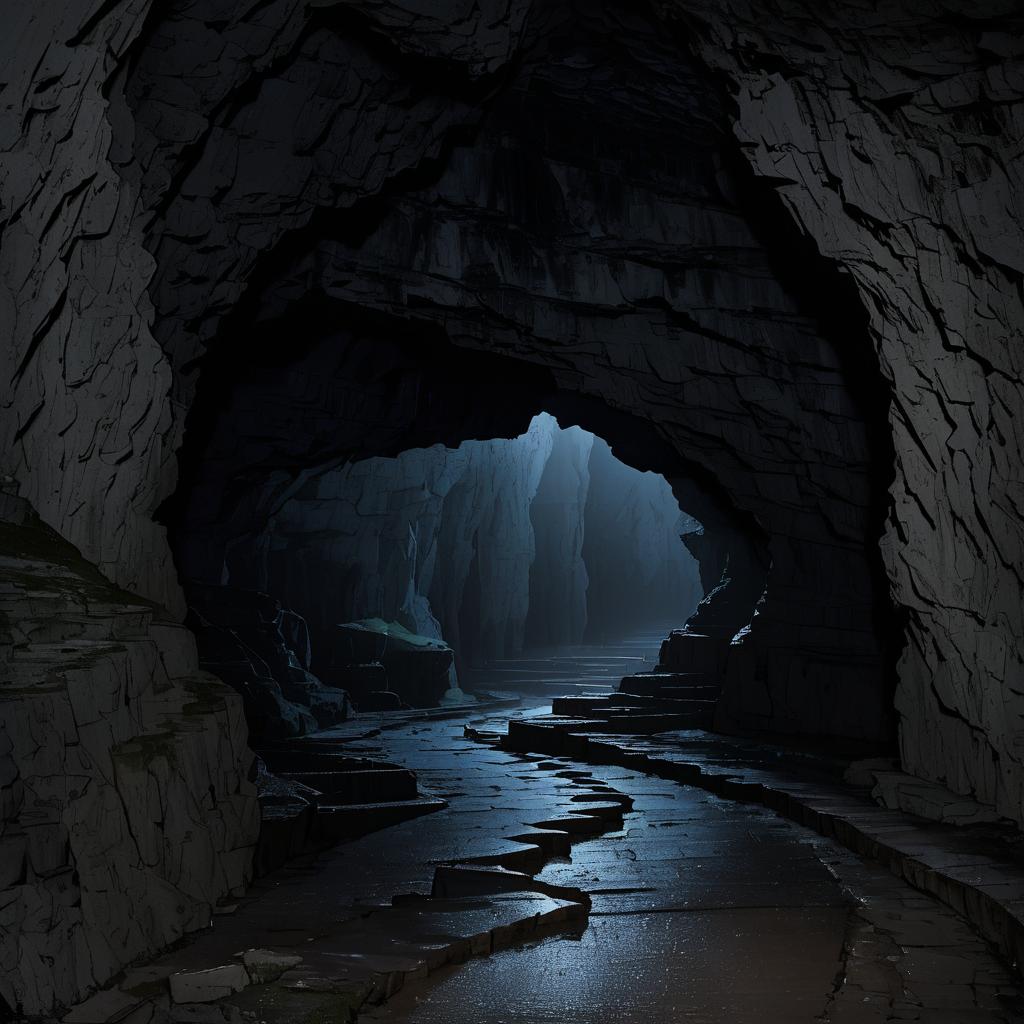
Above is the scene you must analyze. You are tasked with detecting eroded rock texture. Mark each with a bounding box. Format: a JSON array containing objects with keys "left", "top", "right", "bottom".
[
  {"left": 0, "top": 4, "right": 259, "bottom": 1014},
  {"left": 2, "top": 0, "right": 1022, "bottom": 1013},
  {"left": 670, "top": 0, "right": 1024, "bottom": 823},
  {"left": 156, "top": 0, "right": 888, "bottom": 743},
  {"left": 0, "top": 487, "right": 257, "bottom": 1015},
  {"left": 225, "top": 415, "right": 700, "bottom": 686}
]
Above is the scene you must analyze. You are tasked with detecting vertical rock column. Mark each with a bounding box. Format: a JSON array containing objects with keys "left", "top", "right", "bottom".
[{"left": 524, "top": 426, "right": 595, "bottom": 648}]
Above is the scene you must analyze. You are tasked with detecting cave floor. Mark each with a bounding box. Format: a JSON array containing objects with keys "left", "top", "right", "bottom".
[
  {"left": 362, "top": 708, "right": 1022, "bottom": 1024},
  {"left": 460, "top": 623, "right": 670, "bottom": 697},
  {"left": 111, "top": 697, "right": 1024, "bottom": 1024}
]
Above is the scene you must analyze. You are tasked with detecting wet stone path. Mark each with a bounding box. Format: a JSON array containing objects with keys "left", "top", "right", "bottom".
[
  {"left": 109, "top": 704, "right": 1024, "bottom": 1024},
  {"left": 361, "top": 708, "right": 1023, "bottom": 1024}
]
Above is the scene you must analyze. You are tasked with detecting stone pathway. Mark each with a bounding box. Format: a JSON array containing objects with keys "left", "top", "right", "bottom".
[
  {"left": 364, "top": 707, "right": 1024, "bottom": 1023},
  {"left": 66, "top": 702, "right": 1024, "bottom": 1024},
  {"left": 462, "top": 626, "right": 670, "bottom": 697},
  {"left": 494, "top": 720, "right": 1024, "bottom": 987}
]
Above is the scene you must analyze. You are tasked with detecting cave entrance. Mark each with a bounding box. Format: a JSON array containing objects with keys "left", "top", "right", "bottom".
[
  {"left": 245, "top": 410, "right": 708, "bottom": 713},
  {"left": 162, "top": 305, "right": 769, "bottom": 741},
  {"left": 184, "top": 410, "right": 716, "bottom": 722}
]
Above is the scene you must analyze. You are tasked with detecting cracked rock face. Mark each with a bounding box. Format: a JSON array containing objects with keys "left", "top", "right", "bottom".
[
  {"left": 1, "top": 0, "right": 1022, "bottom": 1013},
  {"left": 0, "top": 488, "right": 258, "bottom": 1016},
  {"left": 668, "top": 0, "right": 1024, "bottom": 824}
]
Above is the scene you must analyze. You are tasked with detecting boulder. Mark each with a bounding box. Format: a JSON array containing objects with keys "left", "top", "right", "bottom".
[{"left": 328, "top": 620, "right": 454, "bottom": 708}]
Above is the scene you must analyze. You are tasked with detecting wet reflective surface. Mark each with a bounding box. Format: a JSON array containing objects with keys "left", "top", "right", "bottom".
[
  {"left": 366, "top": 908, "right": 848, "bottom": 1023},
  {"left": 363, "top": 731, "right": 850, "bottom": 1024},
  {"left": 106, "top": 670, "right": 1024, "bottom": 1024},
  {"left": 361, "top": 704, "right": 1022, "bottom": 1024}
]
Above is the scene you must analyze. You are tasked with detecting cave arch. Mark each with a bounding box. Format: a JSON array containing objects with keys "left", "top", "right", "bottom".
[
  {"left": 128, "top": 0, "right": 896, "bottom": 748},
  {"left": 162, "top": 298, "right": 765, "bottom": 637},
  {"left": 162, "top": 276, "right": 881, "bottom": 747}
]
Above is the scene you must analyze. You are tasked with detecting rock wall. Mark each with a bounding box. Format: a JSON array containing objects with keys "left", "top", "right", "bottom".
[
  {"left": 670, "top": 0, "right": 1024, "bottom": 820},
  {"left": 0, "top": 487, "right": 257, "bottom": 1017},
  {"left": 235, "top": 0, "right": 889, "bottom": 742},
  {"left": 0, "top": 3, "right": 259, "bottom": 1014},
  {"left": 232, "top": 415, "right": 702, "bottom": 678},
  {"left": 583, "top": 439, "right": 705, "bottom": 643},
  {"left": 0, "top": 1, "right": 183, "bottom": 612}
]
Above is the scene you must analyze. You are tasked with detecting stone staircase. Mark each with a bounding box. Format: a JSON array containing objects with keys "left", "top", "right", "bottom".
[
  {"left": 253, "top": 742, "right": 447, "bottom": 874},
  {"left": 495, "top": 628, "right": 732, "bottom": 755}
]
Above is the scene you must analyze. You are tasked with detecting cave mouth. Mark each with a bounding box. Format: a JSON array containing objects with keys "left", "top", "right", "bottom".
[
  {"left": 255, "top": 410, "right": 711, "bottom": 712},
  {"left": 162, "top": 302, "right": 769, "bottom": 743},
  {"left": 173, "top": 404, "right": 756, "bottom": 739}
]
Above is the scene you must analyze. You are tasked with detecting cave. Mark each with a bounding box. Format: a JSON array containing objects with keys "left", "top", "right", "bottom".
[
  {"left": 174, "top": 404, "right": 707, "bottom": 717},
  {"left": 2, "top": 0, "right": 1023, "bottom": 1020}
]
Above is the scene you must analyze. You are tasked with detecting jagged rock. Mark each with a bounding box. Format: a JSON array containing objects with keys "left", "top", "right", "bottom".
[
  {"left": 2, "top": 0, "right": 1023, "bottom": 1013},
  {"left": 241, "top": 949, "right": 302, "bottom": 985},
  {"left": 0, "top": 493, "right": 258, "bottom": 1015},
  {"left": 151, "top": 0, "right": 887, "bottom": 749},
  {"left": 186, "top": 585, "right": 349, "bottom": 739}
]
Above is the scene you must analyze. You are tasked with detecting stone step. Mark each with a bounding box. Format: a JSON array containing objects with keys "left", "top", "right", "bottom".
[
  {"left": 617, "top": 672, "right": 718, "bottom": 696},
  {"left": 606, "top": 690, "right": 718, "bottom": 707},
  {"left": 623, "top": 687, "right": 721, "bottom": 705},
  {"left": 606, "top": 710, "right": 712, "bottom": 730},
  {"left": 280, "top": 767, "right": 417, "bottom": 805},
  {"left": 550, "top": 695, "right": 633, "bottom": 715},
  {"left": 591, "top": 711, "right": 712, "bottom": 732},
  {"left": 552, "top": 694, "right": 716, "bottom": 717},
  {"left": 316, "top": 797, "right": 447, "bottom": 841},
  {"left": 504, "top": 713, "right": 713, "bottom": 755},
  {"left": 656, "top": 631, "right": 730, "bottom": 673}
]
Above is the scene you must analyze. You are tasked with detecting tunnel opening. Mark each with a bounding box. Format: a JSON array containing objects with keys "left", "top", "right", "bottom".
[
  {"left": 136, "top": 0, "right": 897, "bottom": 760},
  {"left": 159, "top": 299, "right": 768, "bottom": 743}
]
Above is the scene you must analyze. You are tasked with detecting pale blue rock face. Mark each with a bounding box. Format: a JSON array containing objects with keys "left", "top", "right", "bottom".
[{"left": 245, "top": 414, "right": 700, "bottom": 686}]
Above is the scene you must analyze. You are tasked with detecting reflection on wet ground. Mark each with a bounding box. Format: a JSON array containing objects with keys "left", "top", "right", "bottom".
[
  {"left": 109, "top": 673, "right": 1024, "bottom": 1024},
  {"left": 362, "top": 706, "right": 1022, "bottom": 1024}
]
